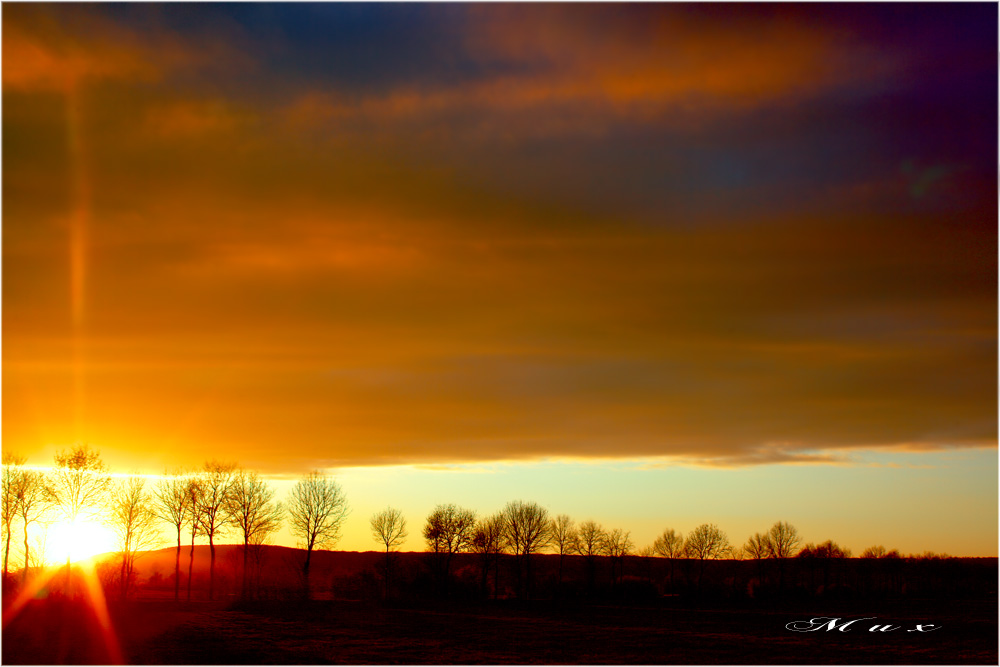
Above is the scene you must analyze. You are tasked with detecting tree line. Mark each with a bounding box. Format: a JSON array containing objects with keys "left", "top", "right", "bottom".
[
  {"left": 1, "top": 446, "right": 349, "bottom": 601},
  {"left": 2, "top": 445, "right": 938, "bottom": 602}
]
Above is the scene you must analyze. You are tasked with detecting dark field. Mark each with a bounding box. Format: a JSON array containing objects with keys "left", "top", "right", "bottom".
[{"left": 4, "top": 595, "right": 996, "bottom": 664}]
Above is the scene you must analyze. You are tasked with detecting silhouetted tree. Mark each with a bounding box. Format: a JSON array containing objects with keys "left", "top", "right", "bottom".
[
  {"left": 50, "top": 444, "right": 111, "bottom": 590},
  {"left": 154, "top": 472, "right": 192, "bottom": 600},
  {"left": 108, "top": 476, "right": 162, "bottom": 599},
  {"left": 577, "top": 520, "right": 605, "bottom": 594},
  {"left": 602, "top": 528, "right": 633, "bottom": 588},
  {"left": 766, "top": 521, "right": 801, "bottom": 558},
  {"left": 652, "top": 528, "right": 683, "bottom": 589},
  {"left": 743, "top": 532, "right": 771, "bottom": 560},
  {"left": 471, "top": 512, "right": 506, "bottom": 598},
  {"left": 2, "top": 453, "right": 27, "bottom": 580},
  {"left": 195, "top": 460, "right": 237, "bottom": 600},
  {"left": 370, "top": 507, "right": 407, "bottom": 599},
  {"left": 798, "top": 540, "right": 850, "bottom": 559},
  {"left": 287, "top": 471, "right": 349, "bottom": 599},
  {"left": 861, "top": 545, "right": 887, "bottom": 559},
  {"left": 185, "top": 477, "right": 203, "bottom": 601},
  {"left": 766, "top": 521, "right": 800, "bottom": 590},
  {"left": 15, "top": 468, "right": 53, "bottom": 583},
  {"left": 502, "top": 500, "right": 550, "bottom": 598},
  {"left": 424, "top": 503, "right": 476, "bottom": 595},
  {"left": 685, "top": 523, "right": 730, "bottom": 560},
  {"left": 798, "top": 540, "right": 851, "bottom": 593},
  {"left": 684, "top": 523, "right": 730, "bottom": 586},
  {"left": 743, "top": 531, "right": 771, "bottom": 588},
  {"left": 224, "top": 469, "right": 283, "bottom": 599},
  {"left": 549, "top": 514, "right": 577, "bottom": 585}
]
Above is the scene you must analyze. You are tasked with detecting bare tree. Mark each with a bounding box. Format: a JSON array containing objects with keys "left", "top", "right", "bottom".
[
  {"left": 798, "top": 540, "right": 850, "bottom": 559},
  {"left": 653, "top": 528, "right": 684, "bottom": 559},
  {"left": 2, "top": 453, "right": 27, "bottom": 579},
  {"left": 370, "top": 507, "right": 407, "bottom": 599},
  {"left": 743, "top": 531, "right": 771, "bottom": 586},
  {"left": 154, "top": 472, "right": 192, "bottom": 600},
  {"left": 501, "top": 500, "right": 550, "bottom": 598},
  {"left": 577, "top": 520, "right": 605, "bottom": 594},
  {"left": 50, "top": 444, "right": 111, "bottom": 589},
  {"left": 195, "top": 460, "right": 237, "bottom": 600},
  {"left": 223, "top": 469, "right": 284, "bottom": 599},
  {"left": 185, "top": 477, "right": 203, "bottom": 601},
  {"left": 684, "top": 523, "right": 730, "bottom": 586},
  {"left": 861, "top": 545, "right": 887, "bottom": 559},
  {"left": 602, "top": 528, "right": 633, "bottom": 588},
  {"left": 16, "top": 468, "right": 54, "bottom": 583},
  {"left": 471, "top": 512, "right": 506, "bottom": 598},
  {"left": 287, "top": 472, "right": 349, "bottom": 599},
  {"left": 652, "top": 527, "right": 683, "bottom": 589},
  {"left": 743, "top": 532, "right": 771, "bottom": 560},
  {"left": 798, "top": 539, "right": 851, "bottom": 593},
  {"left": 424, "top": 503, "right": 476, "bottom": 595},
  {"left": 549, "top": 514, "right": 577, "bottom": 585},
  {"left": 765, "top": 521, "right": 800, "bottom": 590},
  {"left": 684, "top": 523, "right": 730, "bottom": 560},
  {"left": 108, "top": 476, "right": 162, "bottom": 599},
  {"left": 766, "top": 521, "right": 801, "bottom": 559}
]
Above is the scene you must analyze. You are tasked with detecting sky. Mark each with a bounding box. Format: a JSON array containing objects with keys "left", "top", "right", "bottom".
[{"left": 3, "top": 3, "right": 997, "bottom": 557}]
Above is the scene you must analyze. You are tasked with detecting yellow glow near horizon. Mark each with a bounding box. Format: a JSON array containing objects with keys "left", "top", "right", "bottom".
[{"left": 46, "top": 519, "right": 117, "bottom": 565}]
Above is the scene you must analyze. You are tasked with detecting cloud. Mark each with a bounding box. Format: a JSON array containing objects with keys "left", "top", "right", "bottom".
[
  {"left": 3, "top": 4, "right": 994, "bottom": 475},
  {"left": 282, "top": 4, "right": 903, "bottom": 139},
  {"left": 143, "top": 100, "right": 257, "bottom": 138},
  {"left": 3, "top": 5, "right": 253, "bottom": 91}
]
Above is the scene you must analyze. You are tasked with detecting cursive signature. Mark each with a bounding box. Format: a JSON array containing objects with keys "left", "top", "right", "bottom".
[{"left": 785, "top": 617, "right": 941, "bottom": 633}]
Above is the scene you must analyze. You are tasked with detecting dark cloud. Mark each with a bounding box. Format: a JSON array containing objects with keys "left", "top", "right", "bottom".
[{"left": 3, "top": 4, "right": 995, "bottom": 473}]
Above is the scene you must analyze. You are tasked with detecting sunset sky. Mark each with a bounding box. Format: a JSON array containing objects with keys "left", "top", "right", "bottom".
[{"left": 3, "top": 3, "right": 996, "bottom": 556}]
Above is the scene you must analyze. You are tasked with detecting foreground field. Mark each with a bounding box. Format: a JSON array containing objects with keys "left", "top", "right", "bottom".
[{"left": 4, "top": 596, "right": 996, "bottom": 664}]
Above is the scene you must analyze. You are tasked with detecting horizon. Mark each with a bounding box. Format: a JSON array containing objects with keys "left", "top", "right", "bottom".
[
  {"left": 5, "top": 455, "right": 997, "bottom": 560},
  {"left": 4, "top": 3, "right": 998, "bottom": 569}
]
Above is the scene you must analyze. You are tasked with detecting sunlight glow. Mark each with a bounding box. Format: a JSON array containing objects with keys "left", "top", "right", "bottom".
[{"left": 47, "top": 519, "right": 117, "bottom": 564}]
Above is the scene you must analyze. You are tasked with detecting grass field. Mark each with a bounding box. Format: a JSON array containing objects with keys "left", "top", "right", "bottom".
[{"left": 4, "top": 595, "right": 996, "bottom": 664}]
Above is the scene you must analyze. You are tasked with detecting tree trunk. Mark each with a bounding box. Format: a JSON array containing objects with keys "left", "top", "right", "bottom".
[
  {"left": 208, "top": 535, "right": 216, "bottom": 600},
  {"left": 524, "top": 552, "right": 532, "bottom": 600},
  {"left": 187, "top": 533, "right": 195, "bottom": 601},
  {"left": 120, "top": 555, "right": 128, "bottom": 599},
  {"left": 302, "top": 548, "right": 312, "bottom": 600},
  {"left": 174, "top": 528, "right": 182, "bottom": 601},
  {"left": 242, "top": 538, "right": 249, "bottom": 599},
  {"left": 384, "top": 548, "right": 390, "bottom": 600},
  {"left": 22, "top": 523, "right": 31, "bottom": 583},
  {"left": 3, "top": 530, "right": 11, "bottom": 579},
  {"left": 493, "top": 552, "right": 500, "bottom": 599}
]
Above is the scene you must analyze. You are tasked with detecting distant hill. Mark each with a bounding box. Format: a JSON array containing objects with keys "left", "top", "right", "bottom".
[{"left": 92, "top": 545, "right": 997, "bottom": 603}]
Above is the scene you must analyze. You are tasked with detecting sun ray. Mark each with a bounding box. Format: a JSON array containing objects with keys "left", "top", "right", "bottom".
[
  {"left": 66, "top": 76, "right": 91, "bottom": 439},
  {"left": 0, "top": 566, "right": 61, "bottom": 629},
  {"left": 78, "top": 559, "right": 124, "bottom": 664}
]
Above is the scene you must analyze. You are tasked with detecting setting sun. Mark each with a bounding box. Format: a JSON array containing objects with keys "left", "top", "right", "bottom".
[{"left": 46, "top": 519, "right": 117, "bottom": 565}]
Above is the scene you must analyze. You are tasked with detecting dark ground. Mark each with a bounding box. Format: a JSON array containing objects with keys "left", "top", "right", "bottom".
[{"left": 3, "top": 594, "right": 996, "bottom": 664}]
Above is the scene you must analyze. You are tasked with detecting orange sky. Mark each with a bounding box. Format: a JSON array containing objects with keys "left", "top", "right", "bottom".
[{"left": 2, "top": 4, "right": 996, "bottom": 554}]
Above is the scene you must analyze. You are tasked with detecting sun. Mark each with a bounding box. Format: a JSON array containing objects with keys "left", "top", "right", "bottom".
[{"left": 46, "top": 518, "right": 118, "bottom": 565}]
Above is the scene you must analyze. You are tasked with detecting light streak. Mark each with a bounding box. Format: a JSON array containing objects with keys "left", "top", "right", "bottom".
[{"left": 66, "top": 77, "right": 90, "bottom": 439}]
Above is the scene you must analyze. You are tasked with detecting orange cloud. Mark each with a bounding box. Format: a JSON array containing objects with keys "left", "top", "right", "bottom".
[
  {"left": 3, "top": 16, "right": 156, "bottom": 91},
  {"left": 284, "top": 6, "right": 899, "bottom": 136},
  {"left": 3, "top": 5, "right": 253, "bottom": 92},
  {"left": 143, "top": 100, "right": 257, "bottom": 138}
]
